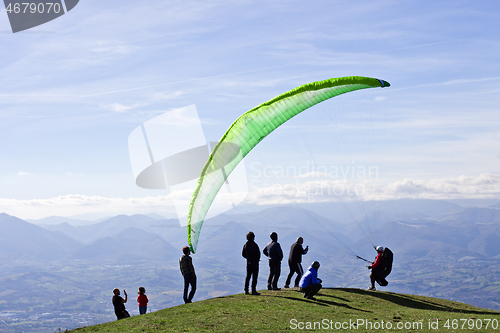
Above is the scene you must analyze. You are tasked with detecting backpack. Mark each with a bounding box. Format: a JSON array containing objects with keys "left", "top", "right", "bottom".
[
  {"left": 372, "top": 247, "right": 393, "bottom": 287},
  {"left": 379, "top": 247, "right": 393, "bottom": 278}
]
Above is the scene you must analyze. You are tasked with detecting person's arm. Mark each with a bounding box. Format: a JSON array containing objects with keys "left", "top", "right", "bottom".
[
  {"left": 263, "top": 244, "right": 269, "bottom": 257},
  {"left": 180, "top": 257, "right": 185, "bottom": 274},
  {"left": 303, "top": 245, "right": 309, "bottom": 254},
  {"left": 311, "top": 270, "right": 318, "bottom": 284},
  {"left": 242, "top": 244, "right": 247, "bottom": 259},
  {"left": 370, "top": 254, "right": 382, "bottom": 269},
  {"left": 123, "top": 290, "right": 128, "bottom": 303},
  {"left": 188, "top": 256, "right": 196, "bottom": 276}
]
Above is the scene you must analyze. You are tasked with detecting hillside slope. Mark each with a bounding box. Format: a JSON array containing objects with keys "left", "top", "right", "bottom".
[{"left": 72, "top": 288, "right": 500, "bottom": 332}]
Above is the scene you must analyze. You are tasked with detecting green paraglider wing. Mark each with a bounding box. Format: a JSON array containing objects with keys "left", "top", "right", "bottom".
[{"left": 187, "top": 76, "right": 390, "bottom": 253}]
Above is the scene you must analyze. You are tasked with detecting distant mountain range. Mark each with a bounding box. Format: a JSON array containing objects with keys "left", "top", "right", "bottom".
[
  {"left": 26, "top": 212, "right": 171, "bottom": 226},
  {"left": 0, "top": 213, "right": 81, "bottom": 261},
  {"left": 5, "top": 200, "right": 500, "bottom": 263},
  {"left": 67, "top": 227, "right": 178, "bottom": 264}
]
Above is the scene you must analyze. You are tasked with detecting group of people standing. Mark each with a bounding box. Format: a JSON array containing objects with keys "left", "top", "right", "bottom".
[
  {"left": 242, "top": 231, "right": 323, "bottom": 300},
  {"left": 113, "top": 238, "right": 389, "bottom": 319},
  {"left": 177, "top": 231, "right": 323, "bottom": 305}
]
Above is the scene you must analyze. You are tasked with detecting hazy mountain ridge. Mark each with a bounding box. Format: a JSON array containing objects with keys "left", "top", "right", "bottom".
[
  {"left": 0, "top": 213, "right": 82, "bottom": 261},
  {"left": 294, "top": 199, "right": 461, "bottom": 223},
  {"left": 26, "top": 215, "right": 92, "bottom": 226},
  {"left": 42, "top": 214, "right": 182, "bottom": 245},
  {"left": 5, "top": 201, "right": 500, "bottom": 263},
  {"left": 67, "top": 227, "right": 178, "bottom": 264}
]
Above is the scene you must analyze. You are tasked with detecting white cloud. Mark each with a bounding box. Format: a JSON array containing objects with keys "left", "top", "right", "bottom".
[
  {"left": 100, "top": 102, "right": 143, "bottom": 112},
  {"left": 293, "top": 172, "right": 331, "bottom": 179},
  {"left": 246, "top": 174, "right": 500, "bottom": 205},
  {"left": 1, "top": 174, "right": 499, "bottom": 220},
  {"left": 89, "top": 40, "right": 138, "bottom": 55},
  {"left": 0, "top": 194, "right": 176, "bottom": 219},
  {"left": 152, "top": 91, "right": 183, "bottom": 101},
  {"left": 98, "top": 91, "right": 184, "bottom": 112}
]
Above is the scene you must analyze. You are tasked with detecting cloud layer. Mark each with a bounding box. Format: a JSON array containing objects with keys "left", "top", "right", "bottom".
[
  {"left": 2, "top": 174, "right": 499, "bottom": 219},
  {"left": 247, "top": 173, "right": 500, "bottom": 205}
]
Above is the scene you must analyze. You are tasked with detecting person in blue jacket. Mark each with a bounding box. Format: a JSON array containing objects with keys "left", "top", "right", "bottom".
[{"left": 298, "top": 261, "right": 322, "bottom": 300}]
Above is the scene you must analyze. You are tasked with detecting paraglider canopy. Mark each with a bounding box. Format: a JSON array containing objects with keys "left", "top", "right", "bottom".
[{"left": 187, "top": 76, "right": 390, "bottom": 253}]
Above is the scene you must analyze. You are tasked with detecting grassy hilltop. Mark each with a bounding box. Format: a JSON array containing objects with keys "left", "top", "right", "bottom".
[{"left": 72, "top": 288, "right": 500, "bottom": 332}]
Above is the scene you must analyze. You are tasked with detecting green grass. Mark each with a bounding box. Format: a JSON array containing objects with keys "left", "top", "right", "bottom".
[{"left": 72, "top": 288, "right": 500, "bottom": 332}]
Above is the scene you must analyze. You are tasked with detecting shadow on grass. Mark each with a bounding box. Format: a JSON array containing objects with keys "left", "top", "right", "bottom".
[
  {"left": 315, "top": 292, "right": 350, "bottom": 302},
  {"left": 281, "top": 295, "right": 371, "bottom": 313},
  {"left": 338, "top": 288, "right": 499, "bottom": 315}
]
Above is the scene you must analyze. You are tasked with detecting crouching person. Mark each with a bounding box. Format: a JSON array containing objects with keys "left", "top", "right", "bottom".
[{"left": 298, "top": 261, "right": 322, "bottom": 300}]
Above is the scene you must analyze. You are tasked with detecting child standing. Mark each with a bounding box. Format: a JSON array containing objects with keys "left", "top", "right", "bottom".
[{"left": 137, "top": 287, "right": 148, "bottom": 314}]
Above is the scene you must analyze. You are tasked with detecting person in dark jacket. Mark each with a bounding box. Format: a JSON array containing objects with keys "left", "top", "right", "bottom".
[
  {"left": 112, "top": 288, "right": 129, "bottom": 320},
  {"left": 242, "top": 231, "right": 261, "bottom": 295},
  {"left": 179, "top": 246, "right": 196, "bottom": 303},
  {"left": 263, "top": 232, "right": 283, "bottom": 290},
  {"left": 299, "top": 261, "right": 322, "bottom": 300},
  {"left": 367, "top": 246, "right": 384, "bottom": 291},
  {"left": 284, "top": 237, "right": 309, "bottom": 288}
]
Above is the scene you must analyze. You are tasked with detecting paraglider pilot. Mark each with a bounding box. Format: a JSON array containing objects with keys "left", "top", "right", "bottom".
[{"left": 367, "top": 246, "right": 385, "bottom": 291}]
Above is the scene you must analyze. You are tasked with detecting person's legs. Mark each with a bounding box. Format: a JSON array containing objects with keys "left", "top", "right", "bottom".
[
  {"left": 369, "top": 271, "right": 377, "bottom": 290},
  {"left": 184, "top": 273, "right": 196, "bottom": 303},
  {"left": 307, "top": 283, "right": 322, "bottom": 298},
  {"left": 245, "top": 262, "right": 252, "bottom": 292},
  {"left": 139, "top": 306, "right": 147, "bottom": 315},
  {"left": 251, "top": 263, "right": 259, "bottom": 292},
  {"left": 267, "top": 260, "right": 274, "bottom": 290},
  {"left": 301, "top": 285, "right": 312, "bottom": 298},
  {"left": 294, "top": 263, "right": 303, "bottom": 287},
  {"left": 187, "top": 274, "right": 196, "bottom": 302},
  {"left": 183, "top": 274, "right": 190, "bottom": 303},
  {"left": 301, "top": 283, "right": 321, "bottom": 299},
  {"left": 271, "top": 260, "right": 281, "bottom": 289},
  {"left": 371, "top": 269, "right": 388, "bottom": 287},
  {"left": 285, "top": 261, "right": 295, "bottom": 287}
]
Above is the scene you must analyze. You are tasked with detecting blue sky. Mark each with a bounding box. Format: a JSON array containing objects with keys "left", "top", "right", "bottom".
[{"left": 1, "top": 0, "right": 500, "bottom": 219}]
